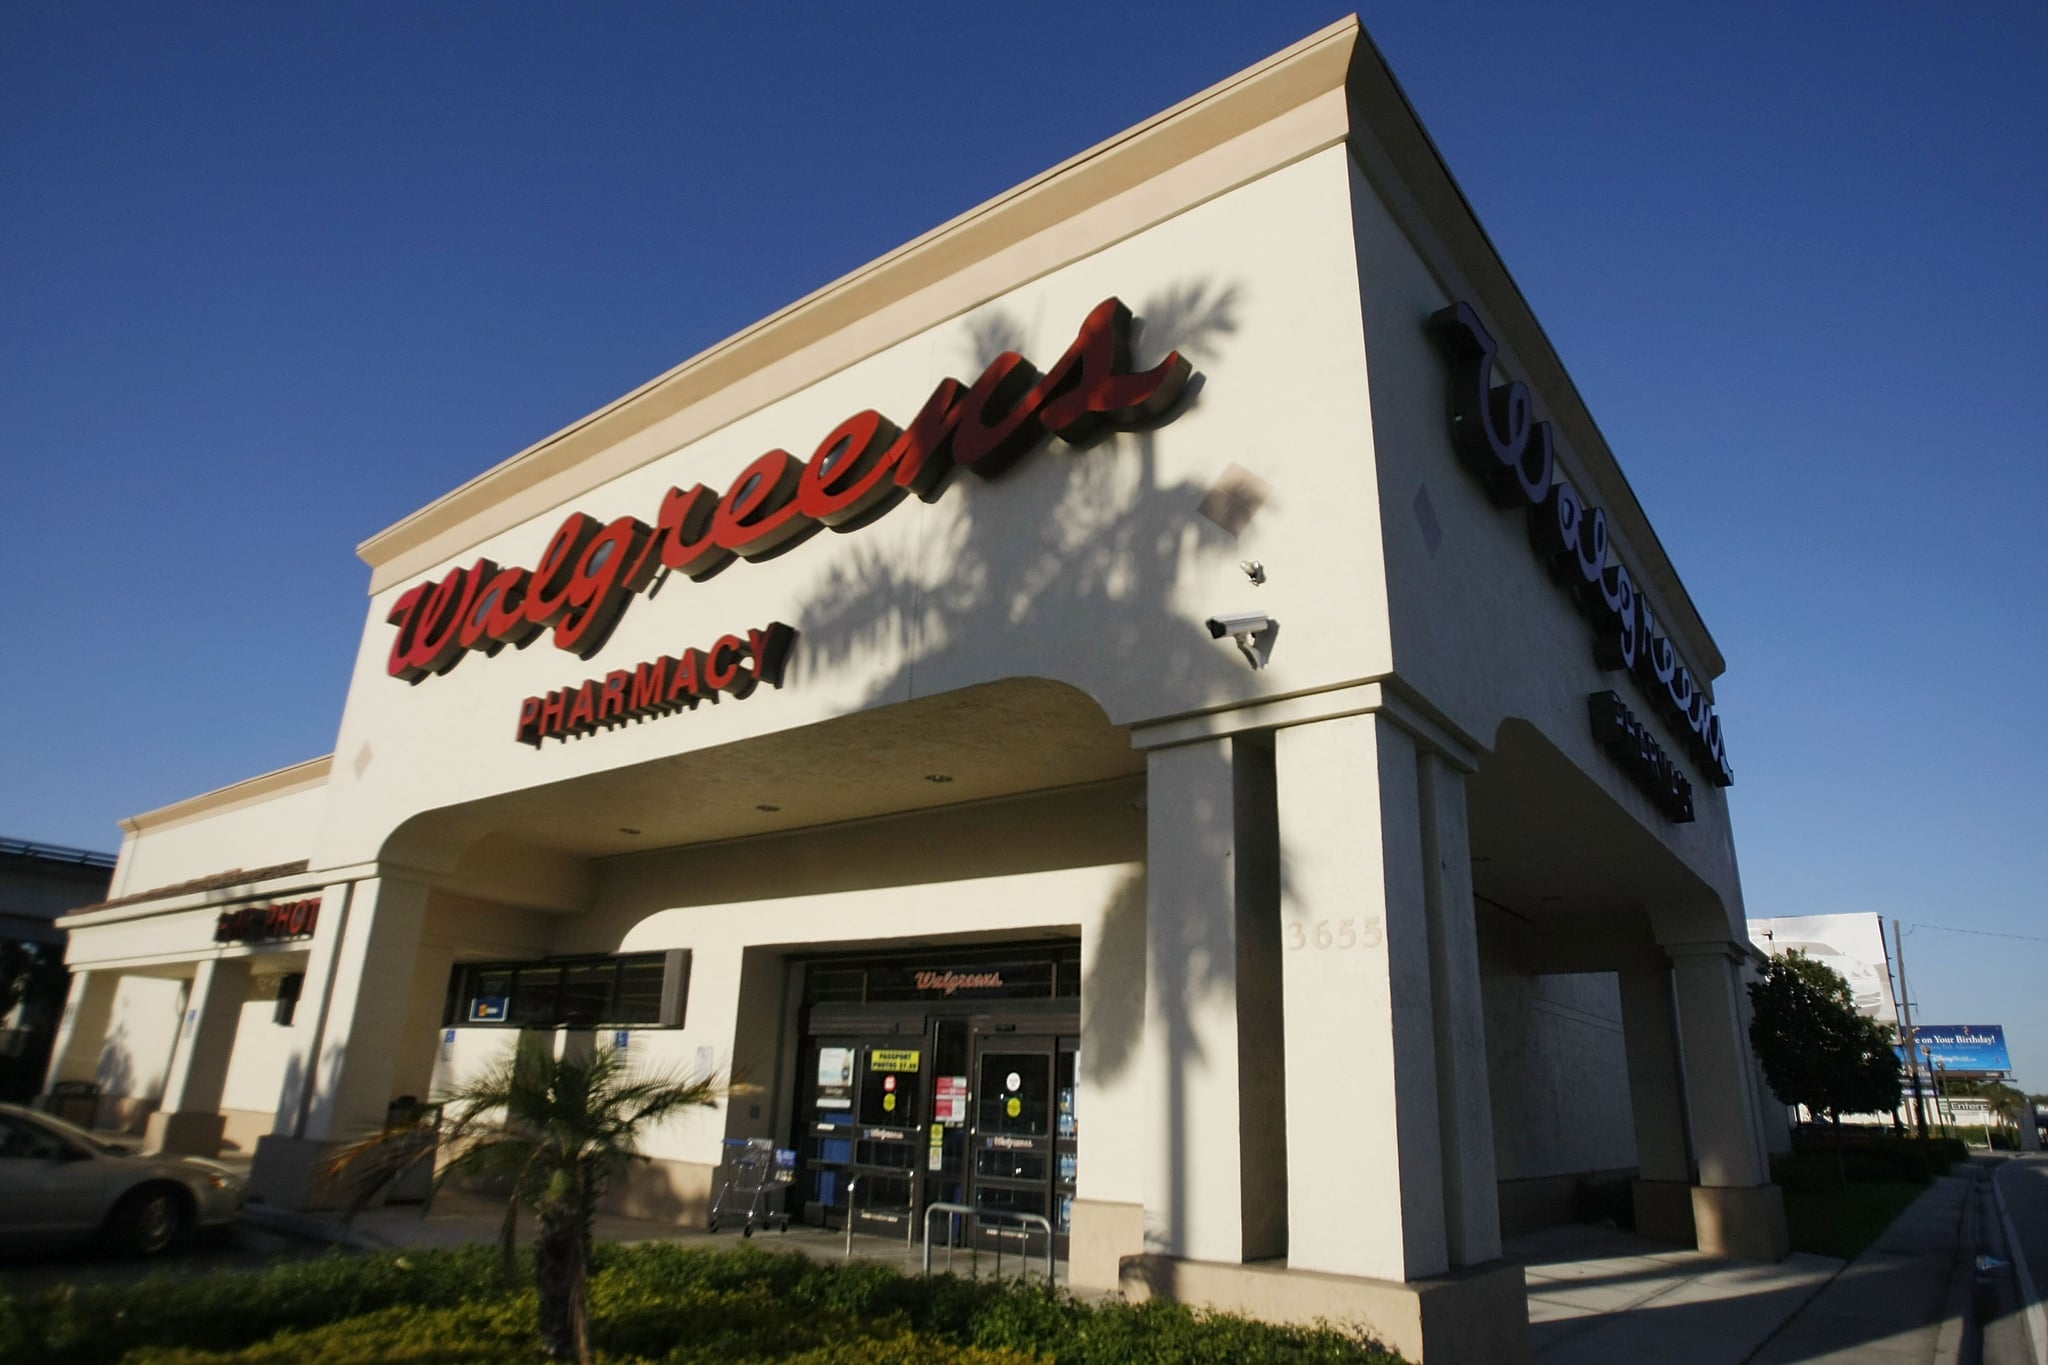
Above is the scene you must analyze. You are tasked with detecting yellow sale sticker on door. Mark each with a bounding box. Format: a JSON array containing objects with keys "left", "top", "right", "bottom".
[{"left": 870, "top": 1049, "right": 921, "bottom": 1072}]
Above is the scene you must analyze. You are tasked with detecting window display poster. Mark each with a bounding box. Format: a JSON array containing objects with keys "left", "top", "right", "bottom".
[
  {"left": 816, "top": 1046, "right": 854, "bottom": 1110},
  {"left": 935, "top": 1075, "right": 968, "bottom": 1125}
]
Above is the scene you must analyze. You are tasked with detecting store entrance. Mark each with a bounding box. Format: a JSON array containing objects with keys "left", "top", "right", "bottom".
[{"left": 789, "top": 942, "right": 1081, "bottom": 1257}]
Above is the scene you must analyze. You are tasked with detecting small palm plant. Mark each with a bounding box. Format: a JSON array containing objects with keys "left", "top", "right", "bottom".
[{"left": 328, "top": 1036, "right": 723, "bottom": 1363}]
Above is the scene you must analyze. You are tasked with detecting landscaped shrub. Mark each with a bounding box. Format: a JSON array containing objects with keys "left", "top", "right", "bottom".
[
  {"left": 1, "top": 1243, "right": 1404, "bottom": 1365},
  {"left": 118, "top": 1301, "right": 540, "bottom": 1364},
  {"left": 1783, "top": 1128, "right": 1976, "bottom": 1183},
  {"left": 0, "top": 1245, "right": 507, "bottom": 1365}
]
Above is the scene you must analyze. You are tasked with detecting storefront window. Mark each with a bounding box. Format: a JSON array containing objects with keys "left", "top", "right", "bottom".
[
  {"left": 446, "top": 953, "right": 677, "bottom": 1029},
  {"left": 558, "top": 962, "right": 614, "bottom": 1025},
  {"left": 508, "top": 966, "right": 562, "bottom": 1027},
  {"left": 614, "top": 956, "right": 666, "bottom": 1022}
]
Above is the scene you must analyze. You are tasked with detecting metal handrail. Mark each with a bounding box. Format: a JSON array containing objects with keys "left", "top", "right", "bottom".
[{"left": 921, "top": 1201, "right": 1055, "bottom": 1284}]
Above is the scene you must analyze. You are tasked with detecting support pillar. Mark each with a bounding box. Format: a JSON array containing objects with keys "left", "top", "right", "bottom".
[
  {"left": 1275, "top": 712, "right": 1498, "bottom": 1281},
  {"left": 143, "top": 957, "right": 252, "bottom": 1156},
  {"left": 251, "top": 876, "right": 429, "bottom": 1209},
  {"left": 1618, "top": 964, "right": 1695, "bottom": 1243},
  {"left": 1132, "top": 733, "right": 1280, "bottom": 1264},
  {"left": 1417, "top": 752, "right": 1501, "bottom": 1269},
  {"left": 1116, "top": 709, "right": 1526, "bottom": 1365},
  {"left": 1669, "top": 942, "right": 1788, "bottom": 1261},
  {"left": 43, "top": 970, "right": 120, "bottom": 1093}
]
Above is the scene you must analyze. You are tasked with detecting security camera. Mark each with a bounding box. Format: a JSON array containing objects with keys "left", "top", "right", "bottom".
[
  {"left": 1204, "top": 613, "right": 1278, "bottom": 669},
  {"left": 1205, "top": 612, "right": 1271, "bottom": 639}
]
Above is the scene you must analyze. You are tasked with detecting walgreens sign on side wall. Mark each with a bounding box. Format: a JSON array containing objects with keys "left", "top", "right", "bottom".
[{"left": 385, "top": 299, "right": 1192, "bottom": 686}]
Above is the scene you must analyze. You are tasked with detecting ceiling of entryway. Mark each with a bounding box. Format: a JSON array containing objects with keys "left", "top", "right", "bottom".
[{"left": 385, "top": 678, "right": 1141, "bottom": 904}]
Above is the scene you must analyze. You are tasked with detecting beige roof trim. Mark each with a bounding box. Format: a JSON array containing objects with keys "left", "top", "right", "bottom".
[
  {"left": 58, "top": 862, "right": 331, "bottom": 930},
  {"left": 118, "top": 754, "right": 333, "bottom": 836},
  {"left": 356, "top": 17, "right": 1359, "bottom": 594}
]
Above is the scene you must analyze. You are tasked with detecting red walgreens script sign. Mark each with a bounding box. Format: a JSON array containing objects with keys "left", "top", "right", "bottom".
[
  {"left": 215, "top": 898, "right": 320, "bottom": 944},
  {"left": 387, "top": 298, "right": 1192, "bottom": 684}
]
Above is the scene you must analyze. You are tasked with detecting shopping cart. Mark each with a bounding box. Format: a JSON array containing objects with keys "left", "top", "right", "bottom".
[{"left": 706, "top": 1137, "right": 795, "bottom": 1237}]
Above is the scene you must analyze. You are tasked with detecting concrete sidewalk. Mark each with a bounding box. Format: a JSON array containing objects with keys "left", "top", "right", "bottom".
[
  {"left": 1520, "top": 1168, "right": 1977, "bottom": 1365},
  {"left": 240, "top": 1188, "right": 1036, "bottom": 1285}
]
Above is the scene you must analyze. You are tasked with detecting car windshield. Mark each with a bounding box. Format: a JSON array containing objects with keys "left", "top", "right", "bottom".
[{"left": 10, "top": 1107, "right": 129, "bottom": 1156}]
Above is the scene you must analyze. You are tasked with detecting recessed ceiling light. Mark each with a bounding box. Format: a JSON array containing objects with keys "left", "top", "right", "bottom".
[{"left": 924, "top": 774, "right": 953, "bottom": 784}]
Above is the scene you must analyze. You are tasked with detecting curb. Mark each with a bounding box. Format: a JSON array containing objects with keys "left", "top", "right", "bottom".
[
  {"left": 1993, "top": 1162, "right": 2048, "bottom": 1365},
  {"left": 238, "top": 1203, "right": 382, "bottom": 1252},
  {"left": 1931, "top": 1168, "right": 1977, "bottom": 1365}
]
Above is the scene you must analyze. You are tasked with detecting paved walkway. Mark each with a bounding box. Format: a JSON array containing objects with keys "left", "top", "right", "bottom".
[
  {"left": 1518, "top": 1168, "right": 1977, "bottom": 1365},
  {"left": 1515, "top": 1223, "right": 1841, "bottom": 1364},
  {"left": 242, "top": 1188, "right": 1052, "bottom": 1286}
]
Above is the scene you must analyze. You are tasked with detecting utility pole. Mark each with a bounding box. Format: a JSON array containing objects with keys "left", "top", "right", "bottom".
[{"left": 1893, "top": 918, "right": 1929, "bottom": 1141}]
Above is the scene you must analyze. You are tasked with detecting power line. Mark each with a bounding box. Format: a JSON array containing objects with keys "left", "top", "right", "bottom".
[{"left": 1904, "top": 921, "right": 2048, "bottom": 945}]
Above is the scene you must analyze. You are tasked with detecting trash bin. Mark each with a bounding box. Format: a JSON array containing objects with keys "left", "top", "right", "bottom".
[
  {"left": 382, "top": 1097, "right": 442, "bottom": 1204},
  {"left": 46, "top": 1080, "right": 99, "bottom": 1129}
]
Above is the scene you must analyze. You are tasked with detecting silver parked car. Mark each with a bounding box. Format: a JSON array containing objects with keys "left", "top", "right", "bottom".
[{"left": 0, "top": 1102, "right": 247, "bottom": 1255}]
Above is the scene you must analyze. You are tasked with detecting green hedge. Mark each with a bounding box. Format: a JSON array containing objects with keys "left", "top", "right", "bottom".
[
  {"left": 1783, "top": 1131, "right": 1968, "bottom": 1183},
  {"left": 1, "top": 1243, "right": 1404, "bottom": 1365}
]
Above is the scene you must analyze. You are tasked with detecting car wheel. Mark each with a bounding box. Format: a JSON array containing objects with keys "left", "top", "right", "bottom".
[{"left": 113, "top": 1186, "right": 189, "bottom": 1257}]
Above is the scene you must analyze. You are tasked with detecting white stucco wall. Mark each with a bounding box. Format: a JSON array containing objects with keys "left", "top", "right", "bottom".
[
  {"left": 1483, "top": 970, "right": 1637, "bottom": 1181},
  {"left": 1347, "top": 156, "right": 1742, "bottom": 933},
  {"left": 313, "top": 144, "right": 1389, "bottom": 873},
  {"left": 97, "top": 975, "right": 184, "bottom": 1106},
  {"left": 113, "top": 763, "right": 331, "bottom": 899},
  {"left": 220, "top": 993, "right": 298, "bottom": 1118}
]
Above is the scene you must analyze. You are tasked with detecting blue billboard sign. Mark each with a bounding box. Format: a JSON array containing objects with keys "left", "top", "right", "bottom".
[{"left": 1905, "top": 1025, "right": 2011, "bottom": 1074}]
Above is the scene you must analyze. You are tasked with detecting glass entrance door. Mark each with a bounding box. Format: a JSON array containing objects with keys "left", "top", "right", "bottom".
[
  {"left": 800, "top": 1036, "right": 927, "bottom": 1238},
  {"left": 966, "top": 1032, "right": 1073, "bottom": 1256}
]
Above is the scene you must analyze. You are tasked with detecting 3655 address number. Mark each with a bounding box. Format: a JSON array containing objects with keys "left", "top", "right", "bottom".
[{"left": 1285, "top": 917, "right": 1383, "bottom": 950}]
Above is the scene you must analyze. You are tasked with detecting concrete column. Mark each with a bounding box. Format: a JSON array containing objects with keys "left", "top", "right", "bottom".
[
  {"left": 1669, "top": 942, "right": 1789, "bottom": 1261},
  {"left": 43, "top": 970, "right": 119, "bottom": 1090},
  {"left": 299, "top": 876, "right": 430, "bottom": 1140},
  {"left": 1071, "top": 864, "right": 1150, "bottom": 1293},
  {"left": 251, "top": 876, "right": 429, "bottom": 1209},
  {"left": 267, "top": 880, "right": 357, "bottom": 1141},
  {"left": 143, "top": 956, "right": 252, "bottom": 1156},
  {"left": 1277, "top": 712, "right": 1448, "bottom": 1283},
  {"left": 1618, "top": 964, "right": 1695, "bottom": 1242},
  {"left": 1137, "top": 734, "right": 1267, "bottom": 1263},
  {"left": 1417, "top": 752, "right": 1501, "bottom": 1268}
]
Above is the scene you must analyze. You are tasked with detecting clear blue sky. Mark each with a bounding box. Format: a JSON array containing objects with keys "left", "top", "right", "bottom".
[{"left": 5, "top": 4, "right": 2044, "bottom": 1089}]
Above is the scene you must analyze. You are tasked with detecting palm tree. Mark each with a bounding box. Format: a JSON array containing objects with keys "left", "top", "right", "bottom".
[{"left": 329, "top": 1036, "right": 723, "bottom": 1363}]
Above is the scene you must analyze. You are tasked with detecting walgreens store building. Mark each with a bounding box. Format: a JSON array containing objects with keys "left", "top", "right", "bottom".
[{"left": 45, "top": 20, "right": 1785, "bottom": 1363}]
